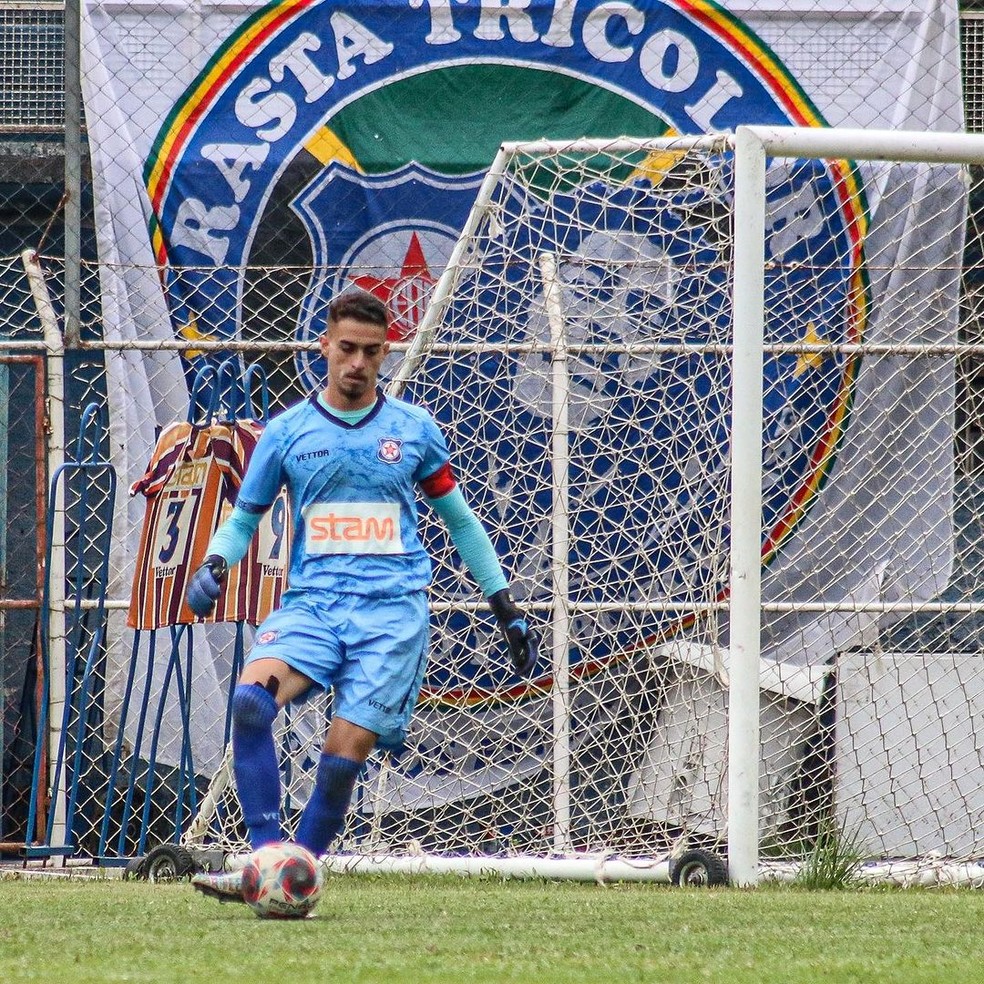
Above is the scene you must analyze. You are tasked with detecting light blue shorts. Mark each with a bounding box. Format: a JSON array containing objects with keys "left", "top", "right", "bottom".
[{"left": 246, "top": 589, "right": 429, "bottom": 749}]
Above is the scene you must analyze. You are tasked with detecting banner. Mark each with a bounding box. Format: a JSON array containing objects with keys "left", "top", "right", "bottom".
[{"left": 81, "top": 1, "right": 964, "bottom": 796}]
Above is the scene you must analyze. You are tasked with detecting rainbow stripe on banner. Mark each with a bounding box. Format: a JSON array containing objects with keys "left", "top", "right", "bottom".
[{"left": 145, "top": 0, "right": 319, "bottom": 264}]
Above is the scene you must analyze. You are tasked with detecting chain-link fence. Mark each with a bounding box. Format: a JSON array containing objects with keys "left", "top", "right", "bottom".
[{"left": 2, "top": 2, "right": 983, "bottom": 884}]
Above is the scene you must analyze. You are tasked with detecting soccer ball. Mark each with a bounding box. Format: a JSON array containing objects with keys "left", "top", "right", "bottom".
[{"left": 240, "top": 842, "right": 324, "bottom": 919}]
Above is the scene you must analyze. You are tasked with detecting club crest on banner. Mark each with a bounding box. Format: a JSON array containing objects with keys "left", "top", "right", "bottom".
[{"left": 292, "top": 163, "right": 485, "bottom": 389}]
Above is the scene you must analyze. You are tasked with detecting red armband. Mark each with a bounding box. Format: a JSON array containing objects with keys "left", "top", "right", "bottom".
[{"left": 419, "top": 461, "right": 456, "bottom": 498}]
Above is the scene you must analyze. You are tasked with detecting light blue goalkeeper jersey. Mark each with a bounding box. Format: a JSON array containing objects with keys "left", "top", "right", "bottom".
[{"left": 235, "top": 390, "right": 450, "bottom": 598}]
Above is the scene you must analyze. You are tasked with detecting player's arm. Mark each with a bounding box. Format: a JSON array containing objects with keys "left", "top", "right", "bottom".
[
  {"left": 185, "top": 505, "right": 263, "bottom": 617},
  {"left": 421, "top": 463, "right": 537, "bottom": 676}
]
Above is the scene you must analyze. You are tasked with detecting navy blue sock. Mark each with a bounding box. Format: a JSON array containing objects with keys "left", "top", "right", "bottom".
[
  {"left": 231, "top": 683, "right": 282, "bottom": 849},
  {"left": 295, "top": 753, "right": 362, "bottom": 856}
]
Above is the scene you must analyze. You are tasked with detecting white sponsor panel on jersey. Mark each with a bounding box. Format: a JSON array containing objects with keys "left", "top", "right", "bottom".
[{"left": 302, "top": 501, "right": 404, "bottom": 554}]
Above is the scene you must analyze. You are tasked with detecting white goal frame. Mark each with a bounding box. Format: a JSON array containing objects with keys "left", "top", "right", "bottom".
[
  {"left": 729, "top": 125, "right": 984, "bottom": 886},
  {"left": 169, "top": 125, "right": 984, "bottom": 889},
  {"left": 397, "top": 124, "right": 984, "bottom": 886}
]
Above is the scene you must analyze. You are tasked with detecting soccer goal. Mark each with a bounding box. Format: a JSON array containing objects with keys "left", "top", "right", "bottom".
[{"left": 184, "top": 126, "right": 984, "bottom": 888}]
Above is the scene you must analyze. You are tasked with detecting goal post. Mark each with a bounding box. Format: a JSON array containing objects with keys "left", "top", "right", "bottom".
[
  {"left": 730, "top": 125, "right": 984, "bottom": 885},
  {"left": 729, "top": 126, "right": 767, "bottom": 888},
  {"left": 176, "top": 126, "right": 984, "bottom": 888}
]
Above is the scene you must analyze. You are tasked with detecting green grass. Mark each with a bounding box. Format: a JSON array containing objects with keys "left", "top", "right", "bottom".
[{"left": 1, "top": 874, "right": 982, "bottom": 983}]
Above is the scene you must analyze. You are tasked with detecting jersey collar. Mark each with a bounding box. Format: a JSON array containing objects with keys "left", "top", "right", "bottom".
[{"left": 310, "top": 388, "right": 385, "bottom": 429}]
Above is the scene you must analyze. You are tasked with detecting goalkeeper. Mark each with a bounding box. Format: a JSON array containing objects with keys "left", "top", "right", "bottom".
[{"left": 189, "top": 289, "right": 536, "bottom": 903}]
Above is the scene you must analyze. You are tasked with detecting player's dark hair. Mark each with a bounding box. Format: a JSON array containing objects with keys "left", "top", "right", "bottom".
[{"left": 327, "top": 289, "right": 388, "bottom": 331}]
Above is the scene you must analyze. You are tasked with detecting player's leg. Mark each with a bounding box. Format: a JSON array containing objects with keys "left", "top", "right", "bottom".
[
  {"left": 226, "top": 598, "right": 343, "bottom": 852},
  {"left": 294, "top": 590, "right": 429, "bottom": 857},
  {"left": 191, "top": 658, "right": 316, "bottom": 904},
  {"left": 294, "top": 717, "right": 377, "bottom": 857},
  {"left": 233, "top": 657, "right": 316, "bottom": 849},
  {"left": 193, "top": 603, "right": 340, "bottom": 903}
]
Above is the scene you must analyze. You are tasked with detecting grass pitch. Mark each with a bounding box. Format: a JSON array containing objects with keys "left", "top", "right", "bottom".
[{"left": 1, "top": 873, "right": 982, "bottom": 983}]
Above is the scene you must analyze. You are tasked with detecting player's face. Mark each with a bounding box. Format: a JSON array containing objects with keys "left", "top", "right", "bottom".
[{"left": 320, "top": 316, "right": 390, "bottom": 409}]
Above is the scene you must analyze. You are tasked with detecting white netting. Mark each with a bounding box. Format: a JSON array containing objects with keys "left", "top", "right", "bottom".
[{"left": 179, "top": 136, "right": 983, "bottom": 877}]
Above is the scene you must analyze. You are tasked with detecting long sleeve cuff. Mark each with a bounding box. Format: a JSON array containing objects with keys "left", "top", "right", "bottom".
[{"left": 206, "top": 505, "right": 262, "bottom": 568}]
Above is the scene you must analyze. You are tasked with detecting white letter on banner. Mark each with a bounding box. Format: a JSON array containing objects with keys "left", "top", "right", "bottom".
[
  {"left": 474, "top": 0, "right": 539, "bottom": 43},
  {"left": 639, "top": 29, "right": 743, "bottom": 131},
  {"left": 583, "top": 2, "right": 645, "bottom": 64},
  {"left": 200, "top": 143, "right": 271, "bottom": 203},
  {"left": 584, "top": 3, "right": 646, "bottom": 62},
  {"left": 170, "top": 200, "right": 240, "bottom": 265},
  {"left": 639, "top": 29, "right": 699, "bottom": 93},
  {"left": 235, "top": 78, "right": 296, "bottom": 142},
  {"left": 269, "top": 32, "right": 335, "bottom": 102},
  {"left": 410, "top": 0, "right": 462, "bottom": 45},
  {"left": 543, "top": 0, "right": 575, "bottom": 47},
  {"left": 686, "top": 69, "right": 743, "bottom": 132},
  {"left": 766, "top": 182, "right": 826, "bottom": 259},
  {"left": 330, "top": 11, "right": 394, "bottom": 81}
]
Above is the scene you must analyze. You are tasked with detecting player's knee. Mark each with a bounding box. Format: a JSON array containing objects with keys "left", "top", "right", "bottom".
[{"left": 231, "top": 682, "right": 278, "bottom": 733}]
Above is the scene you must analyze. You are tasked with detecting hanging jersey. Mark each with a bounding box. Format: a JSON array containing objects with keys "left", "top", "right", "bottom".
[
  {"left": 127, "top": 419, "right": 290, "bottom": 628},
  {"left": 235, "top": 391, "right": 451, "bottom": 598}
]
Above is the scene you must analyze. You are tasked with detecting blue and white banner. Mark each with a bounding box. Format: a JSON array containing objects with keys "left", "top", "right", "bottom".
[{"left": 82, "top": 1, "right": 964, "bottom": 800}]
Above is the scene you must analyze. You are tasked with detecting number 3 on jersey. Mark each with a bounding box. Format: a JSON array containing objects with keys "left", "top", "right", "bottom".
[{"left": 152, "top": 488, "right": 202, "bottom": 573}]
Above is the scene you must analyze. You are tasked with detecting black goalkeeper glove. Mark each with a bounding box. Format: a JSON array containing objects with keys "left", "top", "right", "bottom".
[
  {"left": 488, "top": 588, "right": 538, "bottom": 677},
  {"left": 186, "top": 555, "right": 227, "bottom": 618}
]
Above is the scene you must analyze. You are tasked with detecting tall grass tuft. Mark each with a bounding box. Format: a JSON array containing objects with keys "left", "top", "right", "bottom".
[{"left": 794, "top": 814, "right": 867, "bottom": 890}]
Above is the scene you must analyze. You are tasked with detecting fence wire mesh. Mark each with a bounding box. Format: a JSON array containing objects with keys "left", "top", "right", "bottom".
[{"left": 1, "top": 2, "right": 983, "bottom": 885}]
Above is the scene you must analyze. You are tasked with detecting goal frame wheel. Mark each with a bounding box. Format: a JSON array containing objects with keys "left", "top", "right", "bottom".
[
  {"left": 140, "top": 844, "right": 197, "bottom": 883},
  {"left": 669, "top": 848, "right": 729, "bottom": 887}
]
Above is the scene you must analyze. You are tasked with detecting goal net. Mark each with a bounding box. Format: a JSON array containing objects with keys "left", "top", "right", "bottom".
[{"left": 184, "top": 130, "right": 984, "bottom": 885}]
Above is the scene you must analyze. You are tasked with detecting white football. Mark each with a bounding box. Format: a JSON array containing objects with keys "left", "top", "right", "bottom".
[{"left": 240, "top": 841, "right": 324, "bottom": 919}]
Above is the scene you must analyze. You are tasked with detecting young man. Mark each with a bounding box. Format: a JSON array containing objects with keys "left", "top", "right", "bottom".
[{"left": 188, "top": 289, "right": 535, "bottom": 901}]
